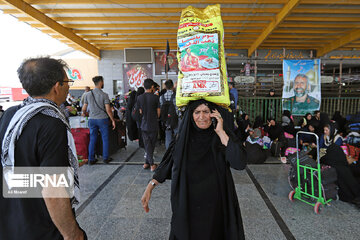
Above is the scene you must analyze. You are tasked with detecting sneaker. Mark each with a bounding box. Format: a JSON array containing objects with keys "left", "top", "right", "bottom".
[
  {"left": 150, "top": 164, "right": 158, "bottom": 172},
  {"left": 103, "top": 157, "right": 113, "bottom": 164},
  {"left": 88, "top": 159, "right": 98, "bottom": 165},
  {"left": 280, "top": 157, "right": 287, "bottom": 164},
  {"left": 143, "top": 163, "right": 150, "bottom": 169}
]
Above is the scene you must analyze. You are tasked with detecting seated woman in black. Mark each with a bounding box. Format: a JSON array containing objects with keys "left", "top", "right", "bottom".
[
  {"left": 298, "top": 124, "right": 317, "bottom": 150},
  {"left": 321, "top": 144, "right": 360, "bottom": 207},
  {"left": 281, "top": 110, "right": 295, "bottom": 136},
  {"left": 141, "top": 99, "right": 247, "bottom": 240},
  {"left": 235, "top": 113, "right": 251, "bottom": 141}
]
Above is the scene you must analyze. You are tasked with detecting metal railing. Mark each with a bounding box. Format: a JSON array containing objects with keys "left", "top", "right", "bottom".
[{"left": 238, "top": 97, "right": 360, "bottom": 121}]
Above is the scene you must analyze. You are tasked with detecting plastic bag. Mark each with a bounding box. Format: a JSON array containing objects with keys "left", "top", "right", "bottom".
[{"left": 176, "top": 4, "right": 230, "bottom": 107}]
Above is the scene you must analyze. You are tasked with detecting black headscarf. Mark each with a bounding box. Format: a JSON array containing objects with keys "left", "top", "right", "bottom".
[{"left": 253, "top": 116, "right": 264, "bottom": 129}]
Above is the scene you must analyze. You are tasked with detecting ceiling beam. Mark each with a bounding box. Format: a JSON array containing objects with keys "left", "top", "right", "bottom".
[
  {"left": 69, "top": 29, "right": 264, "bottom": 34},
  {"left": 18, "top": 16, "right": 274, "bottom": 22},
  {"left": 38, "top": 28, "right": 343, "bottom": 35},
  {"left": 29, "top": 22, "right": 267, "bottom": 29},
  {"left": 274, "top": 29, "right": 343, "bottom": 34},
  {"left": 5, "top": 7, "right": 360, "bottom": 15},
  {"left": 317, "top": 29, "right": 360, "bottom": 56},
  {"left": 3, "top": 8, "right": 360, "bottom": 14},
  {"left": 280, "top": 23, "right": 360, "bottom": 29},
  {"left": 87, "top": 39, "right": 254, "bottom": 44},
  {"left": 28, "top": 22, "right": 357, "bottom": 30},
  {"left": 0, "top": 0, "right": 356, "bottom": 4},
  {"left": 248, "top": 0, "right": 301, "bottom": 57},
  {"left": 67, "top": 34, "right": 259, "bottom": 40},
  {"left": 2, "top": 0, "right": 100, "bottom": 59},
  {"left": 0, "top": 0, "right": 288, "bottom": 4},
  {"left": 18, "top": 16, "right": 360, "bottom": 24},
  {"left": 286, "top": 16, "right": 360, "bottom": 22},
  {"left": 2, "top": 7, "right": 281, "bottom": 14}
]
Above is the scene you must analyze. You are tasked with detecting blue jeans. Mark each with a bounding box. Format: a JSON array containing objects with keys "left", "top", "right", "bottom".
[{"left": 88, "top": 118, "right": 109, "bottom": 161}]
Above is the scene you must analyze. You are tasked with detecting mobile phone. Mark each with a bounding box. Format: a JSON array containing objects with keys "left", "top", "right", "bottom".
[{"left": 211, "top": 117, "right": 218, "bottom": 128}]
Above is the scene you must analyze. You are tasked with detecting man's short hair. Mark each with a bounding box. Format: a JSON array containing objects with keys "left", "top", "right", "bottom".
[
  {"left": 143, "top": 78, "right": 154, "bottom": 90},
  {"left": 92, "top": 76, "right": 103, "bottom": 85},
  {"left": 17, "top": 57, "right": 68, "bottom": 97},
  {"left": 165, "top": 80, "right": 174, "bottom": 90}
]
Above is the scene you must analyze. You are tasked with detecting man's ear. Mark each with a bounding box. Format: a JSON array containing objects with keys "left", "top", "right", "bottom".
[{"left": 52, "top": 82, "right": 62, "bottom": 96}]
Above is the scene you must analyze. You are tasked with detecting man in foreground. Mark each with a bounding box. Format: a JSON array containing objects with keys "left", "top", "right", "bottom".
[{"left": 0, "top": 57, "right": 85, "bottom": 239}]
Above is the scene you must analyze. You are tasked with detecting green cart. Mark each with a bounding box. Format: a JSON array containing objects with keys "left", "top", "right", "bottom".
[{"left": 288, "top": 131, "right": 333, "bottom": 214}]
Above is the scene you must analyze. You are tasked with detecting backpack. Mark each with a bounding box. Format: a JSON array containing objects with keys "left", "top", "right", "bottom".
[
  {"left": 160, "top": 93, "right": 178, "bottom": 129},
  {"left": 131, "top": 102, "right": 141, "bottom": 122}
]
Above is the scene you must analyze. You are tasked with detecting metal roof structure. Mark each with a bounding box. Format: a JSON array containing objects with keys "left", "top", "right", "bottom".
[{"left": 1, "top": 0, "right": 359, "bottom": 59}]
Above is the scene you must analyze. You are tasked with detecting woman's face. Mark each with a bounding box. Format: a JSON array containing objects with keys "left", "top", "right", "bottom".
[
  {"left": 193, "top": 104, "right": 212, "bottom": 129},
  {"left": 324, "top": 126, "right": 330, "bottom": 136},
  {"left": 306, "top": 114, "right": 312, "bottom": 121},
  {"left": 245, "top": 115, "right": 249, "bottom": 120},
  {"left": 308, "top": 125, "right": 314, "bottom": 132}
]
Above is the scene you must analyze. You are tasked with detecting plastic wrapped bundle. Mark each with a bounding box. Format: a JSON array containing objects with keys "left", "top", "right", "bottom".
[{"left": 176, "top": 4, "right": 230, "bottom": 108}]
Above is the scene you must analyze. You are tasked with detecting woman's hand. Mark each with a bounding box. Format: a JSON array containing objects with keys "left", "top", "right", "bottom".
[
  {"left": 210, "top": 109, "right": 224, "bottom": 133},
  {"left": 141, "top": 180, "right": 158, "bottom": 213},
  {"left": 141, "top": 187, "right": 152, "bottom": 213},
  {"left": 210, "top": 109, "right": 229, "bottom": 146}
]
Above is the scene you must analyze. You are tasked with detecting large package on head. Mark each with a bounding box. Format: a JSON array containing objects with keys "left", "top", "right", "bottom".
[{"left": 176, "top": 4, "right": 230, "bottom": 107}]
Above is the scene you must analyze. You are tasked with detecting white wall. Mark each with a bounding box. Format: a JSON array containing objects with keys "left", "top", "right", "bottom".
[{"left": 98, "top": 50, "right": 125, "bottom": 99}]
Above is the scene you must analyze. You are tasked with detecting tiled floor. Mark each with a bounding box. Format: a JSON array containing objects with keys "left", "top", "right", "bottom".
[{"left": 75, "top": 141, "right": 360, "bottom": 240}]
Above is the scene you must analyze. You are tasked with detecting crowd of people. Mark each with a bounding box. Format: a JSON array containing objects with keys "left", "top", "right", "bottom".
[{"left": 235, "top": 107, "right": 360, "bottom": 207}]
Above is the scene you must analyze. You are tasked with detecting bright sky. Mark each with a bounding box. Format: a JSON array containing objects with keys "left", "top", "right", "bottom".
[{"left": 0, "top": 11, "right": 70, "bottom": 87}]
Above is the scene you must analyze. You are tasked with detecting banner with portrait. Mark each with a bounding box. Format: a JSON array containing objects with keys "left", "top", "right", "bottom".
[
  {"left": 282, "top": 60, "right": 321, "bottom": 116},
  {"left": 123, "top": 63, "right": 153, "bottom": 93},
  {"left": 154, "top": 50, "right": 178, "bottom": 76}
]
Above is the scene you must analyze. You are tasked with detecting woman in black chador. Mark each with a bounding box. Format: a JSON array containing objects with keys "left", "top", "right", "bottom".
[{"left": 141, "top": 99, "right": 246, "bottom": 240}]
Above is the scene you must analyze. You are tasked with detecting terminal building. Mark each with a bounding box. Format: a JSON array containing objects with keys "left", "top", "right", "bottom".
[{"left": 1, "top": 1, "right": 360, "bottom": 239}]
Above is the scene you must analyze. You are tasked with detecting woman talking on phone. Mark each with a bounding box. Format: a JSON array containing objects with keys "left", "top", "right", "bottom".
[{"left": 141, "top": 99, "right": 247, "bottom": 240}]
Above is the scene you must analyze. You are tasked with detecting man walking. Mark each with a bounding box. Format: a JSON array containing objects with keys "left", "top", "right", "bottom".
[
  {"left": 0, "top": 57, "right": 86, "bottom": 240},
  {"left": 80, "top": 86, "right": 91, "bottom": 107},
  {"left": 138, "top": 78, "right": 160, "bottom": 171},
  {"left": 82, "top": 76, "right": 115, "bottom": 164},
  {"left": 160, "top": 79, "right": 178, "bottom": 149}
]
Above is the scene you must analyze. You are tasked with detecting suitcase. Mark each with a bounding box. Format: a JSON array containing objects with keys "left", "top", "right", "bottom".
[
  {"left": 116, "top": 120, "right": 127, "bottom": 149},
  {"left": 71, "top": 128, "right": 90, "bottom": 160}
]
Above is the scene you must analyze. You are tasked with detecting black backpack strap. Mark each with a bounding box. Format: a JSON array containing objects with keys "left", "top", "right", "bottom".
[{"left": 170, "top": 92, "right": 175, "bottom": 102}]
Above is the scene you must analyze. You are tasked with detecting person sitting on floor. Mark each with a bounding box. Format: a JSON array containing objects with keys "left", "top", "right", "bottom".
[
  {"left": 319, "top": 123, "right": 343, "bottom": 148},
  {"left": 281, "top": 110, "right": 296, "bottom": 137},
  {"left": 320, "top": 144, "right": 360, "bottom": 208},
  {"left": 298, "top": 123, "right": 317, "bottom": 150}
]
